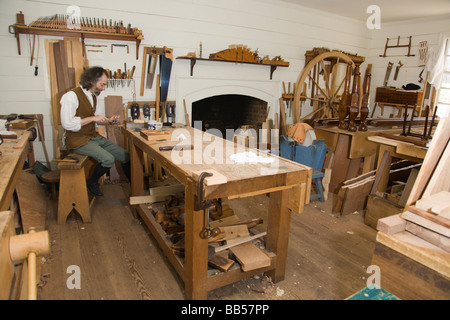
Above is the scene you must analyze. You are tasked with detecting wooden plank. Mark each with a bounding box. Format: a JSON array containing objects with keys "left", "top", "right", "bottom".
[
  {"left": 371, "top": 241, "right": 450, "bottom": 300},
  {"left": 0, "top": 131, "right": 31, "bottom": 211},
  {"left": 139, "top": 130, "right": 171, "bottom": 141},
  {"left": 373, "top": 147, "right": 392, "bottom": 194},
  {"left": 105, "top": 95, "right": 125, "bottom": 182},
  {"left": 0, "top": 211, "right": 14, "bottom": 300},
  {"left": 376, "top": 214, "right": 406, "bottom": 235},
  {"left": 215, "top": 232, "right": 267, "bottom": 252},
  {"left": 401, "top": 210, "right": 450, "bottom": 237},
  {"left": 12, "top": 133, "right": 29, "bottom": 150},
  {"left": 184, "top": 183, "right": 208, "bottom": 300},
  {"left": 339, "top": 177, "right": 374, "bottom": 215},
  {"left": 332, "top": 185, "right": 346, "bottom": 214},
  {"left": 416, "top": 191, "right": 450, "bottom": 215},
  {"left": 376, "top": 231, "right": 450, "bottom": 279},
  {"left": 422, "top": 139, "right": 450, "bottom": 198},
  {"left": 149, "top": 184, "right": 185, "bottom": 196},
  {"left": 398, "top": 168, "right": 419, "bottom": 207},
  {"left": 208, "top": 251, "right": 235, "bottom": 272},
  {"left": 329, "top": 134, "right": 351, "bottom": 194},
  {"left": 15, "top": 171, "right": 47, "bottom": 232},
  {"left": 279, "top": 97, "right": 287, "bottom": 136},
  {"left": 288, "top": 182, "right": 306, "bottom": 214},
  {"left": 140, "top": 47, "right": 148, "bottom": 96},
  {"left": 53, "top": 41, "right": 71, "bottom": 94},
  {"left": 406, "top": 205, "right": 450, "bottom": 229},
  {"left": 229, "top": 242, "right": 271, "bottom": 272},
  {"left": 406, "top": 118, "right": 450, "bottom": 206},
  {"left": 345, "top": 158, "right": 362, "bottom": 180},
  {"left": 209, "top": 224, "right": 249, "bottom": 243},
  {"left": 265, "top": 189, "right": 290, "bottom": 283},
  {"left": 405, "top": 221, "right": 450, "bottom": 252},
  {"left": 64, "top": 38, "right": 84, "bottom": 86},
  {"left": 191, "top": 169, "right": 227, "bottom": 186},
  {"left": 129, "top": 195, "right": 170, "bottom": 205},
  {"left": 364, "top": 195, "right": 403, "bottom": 229},
  {"left": 44, "top": 39, "right": 61, "bottom": 157}
]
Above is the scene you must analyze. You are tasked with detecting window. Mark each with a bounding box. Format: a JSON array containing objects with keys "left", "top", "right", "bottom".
[{"left": 436, "top": 38, "right": 450, "bottom": 118}]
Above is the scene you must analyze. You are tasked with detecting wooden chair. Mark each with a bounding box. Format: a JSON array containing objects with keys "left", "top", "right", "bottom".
[{"left": 280, "top": 137, "right": 328, "bottom": 202}]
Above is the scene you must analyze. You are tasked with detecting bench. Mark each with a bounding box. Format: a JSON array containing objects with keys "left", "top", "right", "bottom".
[{"left": 56, "top": 153, "right": 93, "bottom": 224}]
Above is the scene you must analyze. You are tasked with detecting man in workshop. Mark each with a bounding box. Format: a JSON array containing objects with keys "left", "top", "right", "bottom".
[{"left": 60, "top": 66, "right": 131, "bottom": 197}]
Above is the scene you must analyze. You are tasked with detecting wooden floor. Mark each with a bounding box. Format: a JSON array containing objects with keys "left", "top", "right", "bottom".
[{"left": 38, "top": 181, "right": 377, "bottom": 300}]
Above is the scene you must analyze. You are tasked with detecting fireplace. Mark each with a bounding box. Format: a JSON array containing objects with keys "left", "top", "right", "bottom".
[
  {"left": 191, "top": 94, "right": 268, "bottom": 136},
  {"left": 176, "top": 77, "right": 280, "bottom": 140}
]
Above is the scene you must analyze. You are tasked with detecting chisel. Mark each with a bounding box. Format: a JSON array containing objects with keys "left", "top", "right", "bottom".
[{"left": 159, "top": 145, "right": 193, "bottom": 151}]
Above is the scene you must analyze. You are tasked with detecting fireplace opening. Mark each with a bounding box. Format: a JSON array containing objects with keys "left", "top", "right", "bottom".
[{"left": 191, "top": 94, "right": 268, "bottom": 138}]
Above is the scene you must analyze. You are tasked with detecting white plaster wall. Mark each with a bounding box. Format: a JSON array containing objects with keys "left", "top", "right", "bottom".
[
  {"left": 1, "top": 0, "right": 446, "bottom": 165},
  {"left": 366, "top": 15, "right": 450, "bottom": 117}
]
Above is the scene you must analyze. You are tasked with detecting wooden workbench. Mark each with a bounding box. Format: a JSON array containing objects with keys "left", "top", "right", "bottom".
[
  {"left": 315, "top": 126, "right": 403, "bottom": 194},
  {"left": 0, "top": 130, "right": 31, "bottom": 299},
  {"left": 364, "top": 135, "right": 428, "bottom": 229},
  {"left": 124, "top": 126, "right": 311, "bottom": 299},
  {"left": 315, "top": 126, "right": 403, "bottom": 160},
  {"left": 0, "top": 130, "right": 31, "bottom": 211},
  {"left": 367, "top": 135, "right": 427, "bottom": 194}
]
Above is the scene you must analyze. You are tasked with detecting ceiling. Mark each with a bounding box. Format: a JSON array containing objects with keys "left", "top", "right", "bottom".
[{"left": 279, "top": 0, "right": 450, "bottom": 23}]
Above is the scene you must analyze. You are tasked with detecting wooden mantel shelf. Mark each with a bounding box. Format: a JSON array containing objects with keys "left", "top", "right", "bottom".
[
  {"left": 176, "top": 56, "right": 289, "bottom": 80},
  {"left": 11, "top": 24, "right": 143, "bottom": 60}
]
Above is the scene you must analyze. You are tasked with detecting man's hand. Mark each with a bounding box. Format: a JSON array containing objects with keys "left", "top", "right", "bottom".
[
  {"left": 93, "top": 114, "right": 110, "bottom": 125},
  {"left": 81, "top": 114, "right": 121, "bottom": 127},
  {"left": 108, "top": 115, "right": 121, "bottom": 124}
]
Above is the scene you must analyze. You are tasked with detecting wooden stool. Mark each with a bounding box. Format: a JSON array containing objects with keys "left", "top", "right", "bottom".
[
  {"left": 57, "top": 153, "right": 91, "bottom": 225},
  {"left": 41, "top": 170, "right": 60, "bottom": 200}
]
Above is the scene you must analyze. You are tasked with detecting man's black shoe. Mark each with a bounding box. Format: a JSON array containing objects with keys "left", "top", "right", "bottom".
[{"left": 87, "top": 181, "right": 104, "bottom": 197}]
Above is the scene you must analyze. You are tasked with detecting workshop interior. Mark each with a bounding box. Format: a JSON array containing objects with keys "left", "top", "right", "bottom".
[{"left": 1, "top": 0, "right": 449, "bottom": 302}]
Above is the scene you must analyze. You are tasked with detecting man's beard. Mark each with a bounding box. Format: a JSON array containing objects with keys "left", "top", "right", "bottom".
[{"left": 93, "top": 88, "right": 102, "bottom": 96}]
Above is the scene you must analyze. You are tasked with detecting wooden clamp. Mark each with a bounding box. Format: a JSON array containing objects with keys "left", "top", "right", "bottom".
[{"left": 380, "top": 36, "right": 415, "bottom": 57}]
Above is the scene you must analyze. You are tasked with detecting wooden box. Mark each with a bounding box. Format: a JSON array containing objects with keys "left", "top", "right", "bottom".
[{"left": 375, "top": 87, "right": 423, "bottom": 106}]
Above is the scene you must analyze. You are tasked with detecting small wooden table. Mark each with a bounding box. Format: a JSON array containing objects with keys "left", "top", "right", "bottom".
[
  {"left": 124, "top": 126, "right": 311, "bottom": 299},
  {"left": 367, "top": 135, "right": 427, "bottom": 194}
]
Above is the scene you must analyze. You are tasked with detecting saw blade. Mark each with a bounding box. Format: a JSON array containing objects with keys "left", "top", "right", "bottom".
[
  {"left": 383, "top": 62, "right": 393, "bottom": 86},
  {"left": 159, "top": 53, "right": 173, "bottom": 103}
]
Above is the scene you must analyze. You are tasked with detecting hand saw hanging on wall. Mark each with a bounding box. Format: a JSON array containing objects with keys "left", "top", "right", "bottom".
[
  {"left": 159, "top": 47, "right": 173, "bottom": 104},
  {"left": 383, "top": 61, "right": 393, "bottom": 87},
  {"left": 146, "top": 47, "right": 158, "bottom": 89}
]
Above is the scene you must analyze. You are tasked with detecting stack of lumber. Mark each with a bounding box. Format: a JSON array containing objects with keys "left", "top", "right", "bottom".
[
  {"left": 378, "top": 192, "right": 450, "bottom": 253},
  {"left": 333, "top": 160, "right": 421, "bottom": 217},
  {"left": 372, "top": 118, "right": 450, "bottom": 300}
]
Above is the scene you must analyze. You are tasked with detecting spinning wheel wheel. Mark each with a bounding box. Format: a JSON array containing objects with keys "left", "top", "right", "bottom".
[{"left": 293, "top": 50, "right": 363, "bottom": 123}]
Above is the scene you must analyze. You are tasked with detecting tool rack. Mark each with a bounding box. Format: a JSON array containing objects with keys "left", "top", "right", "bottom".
[{"left": 10, "top": 23, "right": 143, "bottom": 60}]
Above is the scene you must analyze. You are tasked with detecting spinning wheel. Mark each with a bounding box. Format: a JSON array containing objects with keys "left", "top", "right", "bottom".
[{"left": 293, "top": 50, "right": 364, "bottom": 123}]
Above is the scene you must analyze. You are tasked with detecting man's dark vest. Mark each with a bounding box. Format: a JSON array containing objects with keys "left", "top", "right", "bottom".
[{"left": 64, "top": 87, "right": 100, "bottom": 150}]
